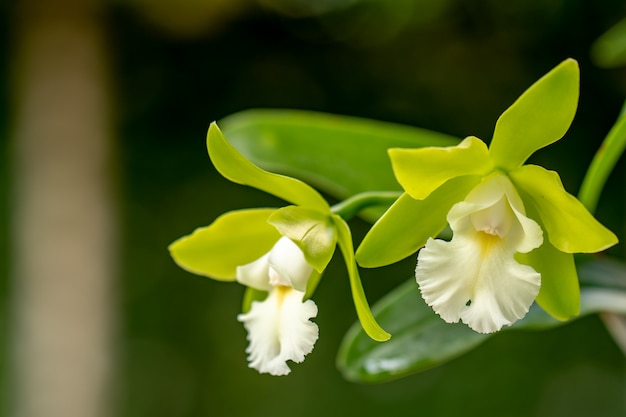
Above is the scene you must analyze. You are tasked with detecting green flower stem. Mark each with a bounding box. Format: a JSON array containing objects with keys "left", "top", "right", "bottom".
[
  {"left": 578, "top": 101, "right": 626, "bottom": 214},
  {"left": 331, "top": 191, "right": 402, "bottom": 220}
]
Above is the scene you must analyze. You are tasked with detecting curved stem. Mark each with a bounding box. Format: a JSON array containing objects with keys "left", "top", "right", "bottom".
[
  {"left": 330, "top": 191, "right": 401, "bottom": 220},
  {"left": 578, "top": 101, "right": 626, "bottom": 214}
]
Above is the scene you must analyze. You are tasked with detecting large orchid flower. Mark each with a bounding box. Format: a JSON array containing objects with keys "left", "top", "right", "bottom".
[
  {"left": 169, "top": 124, "right": 389, "bottom": 375},
  {"left": 356, "top": 59, "right": 618, "bottom": 333}
]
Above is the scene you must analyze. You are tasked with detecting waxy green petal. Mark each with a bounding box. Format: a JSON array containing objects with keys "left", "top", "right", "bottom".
[
  {"left": 333, "top": 215, "right": 391, "bottom": 342},
  {"left": 510, "top": 165, "right": 618, "bottom": 253},
  {"left": 207, "top": 122, "right": 329, "bottom": 211},
  {"left": 389, "top": 136, "right": 491, "bottom": 200},
  {"left": 516, "top": 229, "right": 580, "bottom": 320},
  {"left": 268, "top": 206, "right": 337, "bottom": 273},
  {"left": 356, "top": 175, "right": 481, "bottom": 268},
  {"left": 490, "top": 59, "right": 579, "bottom": 170},
  {"left": 169, "top": 208, "right": 281, "bottom": 280}
]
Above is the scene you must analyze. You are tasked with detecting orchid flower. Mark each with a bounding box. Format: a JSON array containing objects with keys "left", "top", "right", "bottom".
[
  {"left": 169, "top": 123, "right": 389, "bottom": 375},
  {"left": 356, "top": 58, "right": 618, "bottom": 333}
]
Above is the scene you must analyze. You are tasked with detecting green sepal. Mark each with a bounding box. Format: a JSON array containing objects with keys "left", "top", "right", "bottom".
[
  {"left": 207, "top": 122, "right": 329, "bottom": 211},
  {"left": 333, "top": 214, "right": 391, "bottom": 342},
  {"left": 489, "top": 58, "right": 579, "bottom": 170},
  {"left": 389, "top": 136, "right": 491, "bottom": 200},
  {"left": 356, "top": 175, "right": 481, "bottom": 268},
  {"left": 242, "top": 287, "right": 268, "bottom": 313},
  {"left": 268, "top": 205, "right": 337, "bottom": 273},
  {"left": 515, "top": 207, "right": 580, "bottom": 320},
  {"left": 168, "top": 208, "right": 281, "bottom": 281},
  {"left": 510, "top": 164, "right": 618, "bottom": 253}
]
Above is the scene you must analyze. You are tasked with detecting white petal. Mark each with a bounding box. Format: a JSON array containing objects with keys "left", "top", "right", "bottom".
[
  {"left": 268, "top": 237, "right": 313, "bottom": 292},
  {"left": 237, "top": 286, "right": 318, "bottom": 376},
  {"left": 236, "top": 253, "right": 273, "bottom": 291}
]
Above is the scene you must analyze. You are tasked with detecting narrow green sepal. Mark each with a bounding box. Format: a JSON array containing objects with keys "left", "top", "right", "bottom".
[
  {"left": 268, "top": 205, "right": 337, "bottom": 273},
  {"left": 207, "top": 122, "right": 329, "bottom": 211},
  {"left": 489, "top": 59, "right": 579, "bottom": 170},
  {"left": 356, "top": 175, "right": 481, "bottom": 268},
  {"left": 389, "top": 136, "right": 491, "bottom": 200},
  {"left": 333, "top": 215, "right": 391, "bottom": 342},
  {"left": 510, "top": 165, "right": 618, "bottom": 253},
  {"left": 169, "top": 208, "right": 281, "bottom": 281}
]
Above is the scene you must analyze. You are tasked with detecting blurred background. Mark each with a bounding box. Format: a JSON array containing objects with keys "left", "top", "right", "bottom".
[{"left": 1, "top": 0, "right": 625, "bottom": 416}]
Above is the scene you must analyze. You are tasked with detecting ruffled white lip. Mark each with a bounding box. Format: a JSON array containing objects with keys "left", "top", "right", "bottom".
[
  {"left": 416, "top": 174, "right": 543, "bottom": 333},
  {"left": 238, "top": 286, "right": 319, "bottom": 376},
  {"left": 235, "top": 236, "right": 318, "bottom": 375}
]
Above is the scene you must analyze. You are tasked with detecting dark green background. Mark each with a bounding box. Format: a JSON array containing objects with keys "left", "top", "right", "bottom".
[{"left": 3, "top": 1, "right": 626, "bottom": 416}]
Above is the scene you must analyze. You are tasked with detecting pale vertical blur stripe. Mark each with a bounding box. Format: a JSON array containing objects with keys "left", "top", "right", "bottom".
[{"left": 10, "top": 1, "right": 116, "bottom": 417}]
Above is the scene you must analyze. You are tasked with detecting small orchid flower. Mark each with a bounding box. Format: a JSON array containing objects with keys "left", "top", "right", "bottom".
[
  {"left": 169, "top": 123, "right": 389, "bottom": 375},
  {"left": 357, "top": 58, "right": 618, "bottom": 333}
]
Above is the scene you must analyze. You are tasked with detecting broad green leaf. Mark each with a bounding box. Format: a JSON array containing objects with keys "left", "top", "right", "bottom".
[
  {"left": 268, "top": 206, "right": 337, "bottom": 272},
  {"left": 389, "top": 136, "right": 491, "bottom": 200},
  {"left": 219, "top": 109, "right": 460, "bottom": 200},
  {"left": 207, "top": 122, "right": 328, "bottom": 211},
  {"left": 591, "top": 17, "right": 626, "bottom": 68},
  {"left": 516, "top": 235, "right": 580, "bottom": 321},
  {"left": 337, "top": 278, "right": 487, "bottom": 383},
  {"left": 356, "top": 176, "right": 481, "bottom": 268},
  {"left": 333, "top": 215, "right": 391, "bottom": 342},
  {"left": 338, "top": 258, "right": 626, "bottom": 383},
  {"left": 489, "top": 59, "right": 579, "bottom": 170},
  {"left": 169, "top": 208, "right": 281, "bottom": 280},
  {"left": 510, "top": 165, "right": 618, "bottom": 253}
]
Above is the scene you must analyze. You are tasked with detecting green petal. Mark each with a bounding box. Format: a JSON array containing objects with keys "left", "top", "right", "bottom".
[
  {"left": 490, "top": 59, "right": 579, "bottom": 170},
  {"left": 510, "top": 165, "right": 618, "bottom": 253},
  {"left": 168, "top": 208, "right": 281, "bottom": 280},
  {"left": 268, "top": 206, "right": 337, "bottom": 273},
  {"left": 356, "top": 175, "right": 481, "bottom": 268},
  {"left": 207, "top": 122, "right": 329, "bottom": 211},
  {"left": 333, "top": 215, "right": 391, "bottom": 342},
  {"left": 516, "top": 239, "right": 580, "bottom": 321},
  {"left": 389, "top": 136, "right": 491, "bottom": 200}
]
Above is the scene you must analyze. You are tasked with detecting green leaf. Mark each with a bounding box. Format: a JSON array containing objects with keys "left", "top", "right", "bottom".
[
  {"left": 338, "top": 258, "right": 626, "bottom": 383},
  {"left": 510, "top": 165, "right": 618, "bottom": 253},
  {"left": 168, "top": 208, "right": 281, "bottom": 280},
  {"left": 489, "top": 59, "right": 579, "bottom": 170},
  {"left": 516, "top": 238, "right": 580, "bottom": 321},
  {"left": 356, "top": 175, "right": 480, "bottom": 268},
  {"left": 591, "top": 17, "right": 626, "bottom": 68},
  {"left": 219, "top": 109, "right": 460, "bottom": 200},
  {"left": 389, "top": 136, "right": 491, "bottom": 200},
  {"left": 333, "top": 215, "right": 391, "bottom": 342},
  {"left": 207, "top": 122, "right": 329, "bottom": 211},
  {"left": 268, "top": 206, "right": 337, "bottom": 273},
  {"left": 337, "top": 278, "right": 487, "bottom": 383}
]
